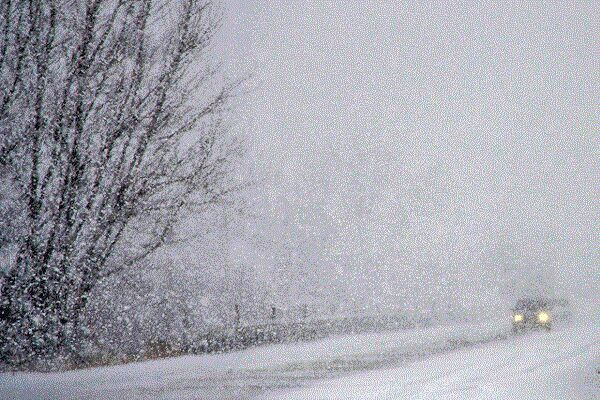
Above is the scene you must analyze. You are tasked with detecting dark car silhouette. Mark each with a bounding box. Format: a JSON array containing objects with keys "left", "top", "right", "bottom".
[{"left": 511, "top": 297, "right": 552, "bottom": 333}]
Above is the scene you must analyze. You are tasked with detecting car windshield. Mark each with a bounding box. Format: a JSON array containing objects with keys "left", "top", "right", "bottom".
[{"left": 515, "top": 299, "right": 549, "bottom": 311}]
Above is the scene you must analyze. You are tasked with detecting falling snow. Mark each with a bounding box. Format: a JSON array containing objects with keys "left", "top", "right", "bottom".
[{"left": 0, "top": 0, "right": 597, "bottom": 399}]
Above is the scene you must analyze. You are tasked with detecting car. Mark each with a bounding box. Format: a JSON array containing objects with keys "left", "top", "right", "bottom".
[{"left": 511, "top": 297, "right": 552, "bottom": 333}]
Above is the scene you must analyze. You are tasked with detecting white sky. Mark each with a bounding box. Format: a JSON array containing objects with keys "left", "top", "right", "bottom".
[{"left": 217, "top": 1, "right": 598, "bottom": 310}]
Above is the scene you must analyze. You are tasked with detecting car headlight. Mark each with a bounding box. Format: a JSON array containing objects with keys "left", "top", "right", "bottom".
[
  {"left": 513, "top": 314, "right": 524, "bottom": 322},
  {"left": 537, "top": 311, "right": 550, "bottom": 323}
]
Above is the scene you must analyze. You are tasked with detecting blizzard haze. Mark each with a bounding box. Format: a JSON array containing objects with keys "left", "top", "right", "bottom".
[
  {"left": 220, "top": 1, "right": 598, "bottom": 315},
  {"left": 1, "top": 1, "right": 599, "bottom": 398}
]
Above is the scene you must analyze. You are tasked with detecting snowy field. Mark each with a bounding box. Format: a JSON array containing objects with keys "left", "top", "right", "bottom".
[{"left": 0, "top": 313, "right": 597, "bottom": 400}]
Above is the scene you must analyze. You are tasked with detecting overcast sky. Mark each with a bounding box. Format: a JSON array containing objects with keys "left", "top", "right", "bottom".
[{"left": 218, "top": 1, "right": 598, "bottom": 311}]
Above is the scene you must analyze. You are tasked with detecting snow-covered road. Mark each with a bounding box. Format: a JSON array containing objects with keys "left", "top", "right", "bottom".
[
  {"left": 1, "top": 314, "right": 597, "bottom": 399},
  {"left": 265, "top": 318, "right": 599, "bottom": 400}
]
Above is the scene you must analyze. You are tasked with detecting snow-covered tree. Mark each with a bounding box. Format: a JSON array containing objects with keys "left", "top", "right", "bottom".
[{"left": 0, "top": 0, "right": 240, "bottom": 368}]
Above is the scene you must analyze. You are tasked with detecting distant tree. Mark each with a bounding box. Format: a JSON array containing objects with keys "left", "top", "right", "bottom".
[{"left": 0, "top": 0, "right": 241, "bottom": 368}]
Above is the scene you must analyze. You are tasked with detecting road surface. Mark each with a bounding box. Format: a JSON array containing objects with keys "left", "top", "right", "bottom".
[
  {"left": 264, "top": 318, "right": 599, "bottom": 400},
  {"left": 0, "top": 315, "right": 597, "bottom": 399}
]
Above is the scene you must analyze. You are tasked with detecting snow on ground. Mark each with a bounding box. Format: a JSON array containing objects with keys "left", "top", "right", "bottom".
[
  {"left": 0, "top": 313, "right": 597, "bottom": 400},
  {"left": 264, "top": 317, "right": 599, "bottom": 400},
  {"left": 0, "top": 318, "right": 507, "bottom": 399}
]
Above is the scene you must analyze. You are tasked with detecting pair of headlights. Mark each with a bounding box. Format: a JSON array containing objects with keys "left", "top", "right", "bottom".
[{"left": 513, "top": 311, "right": 550, "bottom": 323}]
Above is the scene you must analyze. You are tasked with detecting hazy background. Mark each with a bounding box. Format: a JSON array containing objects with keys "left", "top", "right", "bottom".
[{"left": 214, "top": 1, "right": 598, "bottom": 317}]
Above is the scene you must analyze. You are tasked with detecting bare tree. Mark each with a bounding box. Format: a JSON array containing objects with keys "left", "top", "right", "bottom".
[{"left": 0, "top": 0, "right": 241, "bottom": 368}]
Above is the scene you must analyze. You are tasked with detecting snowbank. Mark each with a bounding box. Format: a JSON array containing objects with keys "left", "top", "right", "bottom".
[
  {"left": 0, "top": 319, "right": 509, "bottom": 399},
  {"left": 5, "top": 315, "right": 594, "bottom": 400}
]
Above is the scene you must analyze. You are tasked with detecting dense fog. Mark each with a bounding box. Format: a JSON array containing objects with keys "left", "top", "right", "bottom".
[
  {"left": 217, "top": 0, "right": 597, "bottom": 317},
  {"left": 0, "top": 0, "right": 596, "bottom": 374}
]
